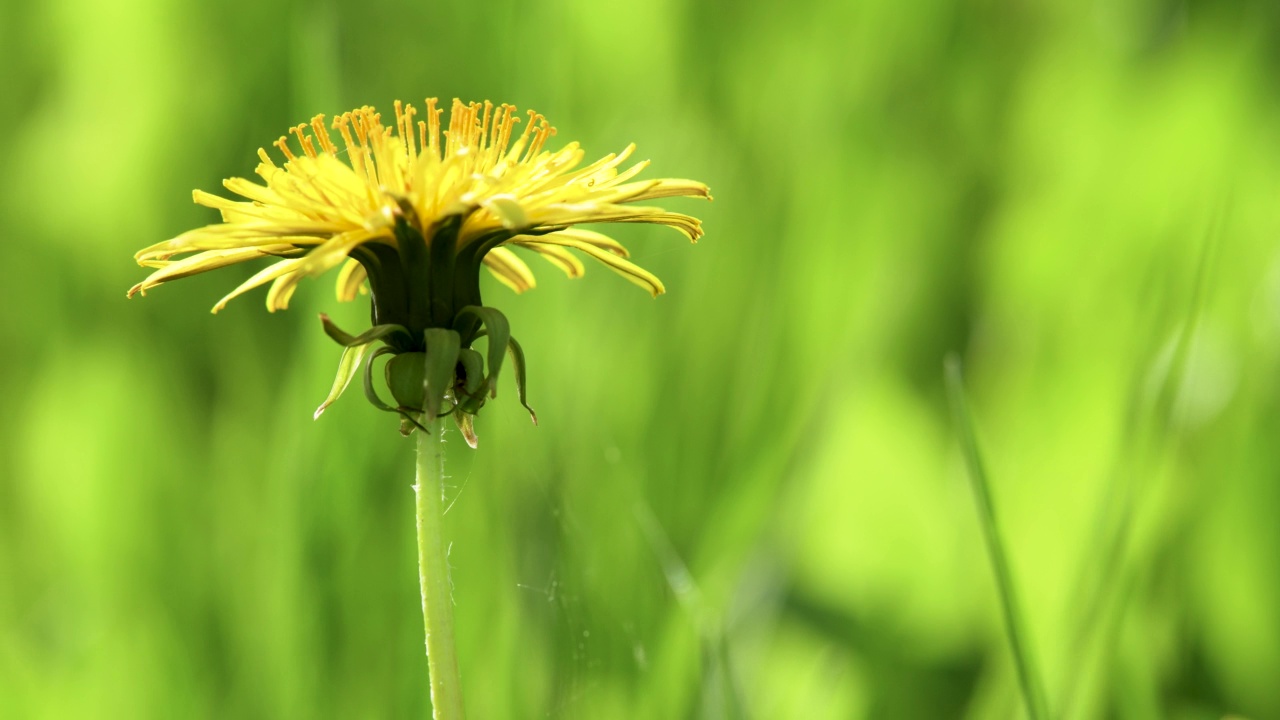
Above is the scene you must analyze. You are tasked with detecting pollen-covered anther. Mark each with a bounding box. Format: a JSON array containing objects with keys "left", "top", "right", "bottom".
[
  {"left": 310, "top": 114, "right": 337, "bottom": 155},
  {"left": 289, "top": 124, "right": 318, "bottom": 158},
  {"left": 272, "top": 135, "right": 296, "bottom": 161}
]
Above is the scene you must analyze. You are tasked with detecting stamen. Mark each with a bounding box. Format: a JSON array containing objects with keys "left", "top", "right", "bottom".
[
  {"left": 288, "top": 125, "right": 305, "bottom": 145},
  {"left": 518, "top": 109, "right": 537, "bottom": 148},
  {"left": 498, "top": 107, "right": 520, "bottom": 155},
  {"left": 354, "top": 108, "right": 382, "bottom": 186},
  {"left": 425, "top": 97, "right": 442, "bottom": 157},
  {"left": 488, "top": 104, "right": 503, "bottom": 157},
  {"left": 394, "top": 100, "right": 418, "bottom": 162},
  {"left": 310, "top": 114, "right": 337, "bottom": 155},
  {"left": 273, "top": 136, "right": 297, "bottom": 161},
  {"left": 532, "top": 124, "right": 557, "bottom": 159},
  {"left": 332, "top": 112, "right": 376, "bottom": 200},
  {"left": 351, "top": 108, "right": 370, "bottom": 146},
  {"left": 455, "top": 100, "right": 479, "bottom": 154},
  {"left": 523, "top": 114, "right": 552, "bottom": 162},
  {"left": 445, "top": 99, "right": 462, "bottom": 156},
  {"left": 403, "top": 102, "right": 419, "bottom": 164},
  {"left": 332, "top": 113, "right": 357, "bottom": 156},
  {"left": 478, "top": 100, "right": 493, "bottom": 154},
  {"left": 486, "top": 104, "right": 514, "bottom": 165},
  {"left": 290, "top": 124, "right": 318, "bottom": 158},
  {"left": 380, "top": 125, "right": 398, "bottom": 174},
  {"left": 468, "top": 102, "right": 483, "bottom": 150}
]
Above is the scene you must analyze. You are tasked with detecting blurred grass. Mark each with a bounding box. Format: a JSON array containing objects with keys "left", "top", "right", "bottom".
[
  {"left": 946, "top": 356, "right": 1049, "bottom": 720},
  {"left": 3, "top": 0, "right": 1280, "bottom": 717}
]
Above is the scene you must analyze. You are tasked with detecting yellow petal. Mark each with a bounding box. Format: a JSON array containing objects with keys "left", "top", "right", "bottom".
[
  {"left": 587, "top": 159, "right": 649, "bottom": 190},
  {"left": 522, "top": 235, "right": 665, "bottom": 297},
  {"left": 194, "top": 188, "right": 313, "bottom": 226},
  {"left": 481, "top": 194, "right": 528, "bottom": 229},
  {"left": 512, "top": 241, "right": 585, "bottom": 278},
  {"left": 563, "top": 143, "right": 636, "bottom": 187},
  {"left": 609, "top": 211, "right": 704, "bottom": 242},
  {"left": 606, "top": 178, "right": 712, "bottom": 203},
  {"left": 532, "top": 203, "right": 703, "bottom": 242},
  {"left": 483, "top": 246, "right": 536, "bottom": 293},
  {"left": 542, "top": 228, "right": 631, "bottom": 257},
  {"left": 335, "top": 258, "right": 368, "bottom": 302},
  {"left": 221, "top": 176, "right": 286, "bottom": 205},
  {"left": 266, "top": 273, "right": 303, "bottom": 312},
  {"left": 135, "top": 224, "right": 344, "bottom": 262},
  {"left": 128, "top": 246, "right": 292, "bottom": 297},
  {"left": 296, "top": 228, "right": 382, "bottom": 278},
  {"left": 510, "top": 143, "right": 619, "bottom": 197},
  {"left": 212, "top": 258, "right": 305, "bottom": 313}
]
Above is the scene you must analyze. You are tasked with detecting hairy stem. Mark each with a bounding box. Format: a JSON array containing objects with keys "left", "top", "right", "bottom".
[{"left": 415, "top": 420, "right": 465, "bottom": 719}]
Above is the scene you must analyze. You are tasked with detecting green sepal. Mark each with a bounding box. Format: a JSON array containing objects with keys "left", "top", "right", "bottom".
[
  {"left": 455, "top": 344, "right": 487, "bottom": 414},
  {"left": 364, "top": 346, "right": 428, "bottom": 435},
  {"left": 506, "top": 336, "right": 537, "bottom": 425},
  {"left": 456, "top": 394, "right": 484, "bottom": 416},
  {"left": 454, "top": 409, "right": 479, "bottom": 449},
  {"left": 350, "top": 244, "right": 410, "bottom": 335},
  {"left": 422, "top": 328, "right": 462, "bottom": 421},
  {"left": 320, "top": 314, "right": 411, "bottom": 348},
  {"left": 314, "top": 341, "right": 375, "bottom": 420},
  {"left": 363, "top": 347, "right": 398, "bottom": 412},
  {"left": 386, "top": 352, "right": 426, "bottom": 410},
  {"left": 457, "top": 348, "right": 485, "bottom": 397},
  {"left": 389, "top": 200, "right": 430, "bottom": 332},
  {"left": 428, "top": 216, "right": 462, "bottom": 327},
  {"left": 454, "top": 306, "right": 510, "bottom": 398},
  {"left": 320, "top": 313, "right": 358, "bottom": 344},
  {"left": 398, "top": 415, "right": 420, "bottom": 436}
]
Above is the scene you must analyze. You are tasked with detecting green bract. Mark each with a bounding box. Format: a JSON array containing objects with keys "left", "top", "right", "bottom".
[{"left": 314, "top": 216, "right": 536, "bottom": 447}]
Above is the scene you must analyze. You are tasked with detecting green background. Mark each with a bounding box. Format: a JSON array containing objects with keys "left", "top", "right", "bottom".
[{"left": 2, "top": 0, "right": 1278, "bottom": 717}]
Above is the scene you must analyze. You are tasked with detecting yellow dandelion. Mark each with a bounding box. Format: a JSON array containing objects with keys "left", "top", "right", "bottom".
[
  {"left": 130, "top": 98, "right": 710, "bottom": 313},
  {"left": 129, "top": 98, "right": 711, "bottom": 444}
]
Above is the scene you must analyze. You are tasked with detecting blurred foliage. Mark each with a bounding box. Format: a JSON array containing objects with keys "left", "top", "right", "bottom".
[{"left": 2, "top": 0, "right": 1280, "bottom": 717}]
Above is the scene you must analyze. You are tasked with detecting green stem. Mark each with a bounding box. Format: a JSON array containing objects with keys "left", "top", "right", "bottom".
[
  {"left": 945, "top": 356, "right": 1051, "bottom": 720},
  {"left": 415, "top": 420, "right": 465, "bottom": 719}
]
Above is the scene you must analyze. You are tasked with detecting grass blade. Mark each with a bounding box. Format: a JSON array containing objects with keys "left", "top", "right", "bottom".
[{"left": 945, "top": 355, "right": 1051, "bottom": 720}]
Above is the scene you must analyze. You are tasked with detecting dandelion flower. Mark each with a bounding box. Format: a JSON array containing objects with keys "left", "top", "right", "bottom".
[{"left": 130, "top": 98, "right": 710, "bottom": 443}]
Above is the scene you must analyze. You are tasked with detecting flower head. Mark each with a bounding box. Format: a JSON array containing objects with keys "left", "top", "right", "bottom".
[{"left": 130, "top": 98, "right": 710, "bottom": 444}]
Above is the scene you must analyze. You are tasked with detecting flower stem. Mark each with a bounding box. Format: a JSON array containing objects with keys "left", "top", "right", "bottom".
[{"left": 415, "top": 420, "right": 465, "bottom": 720}]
